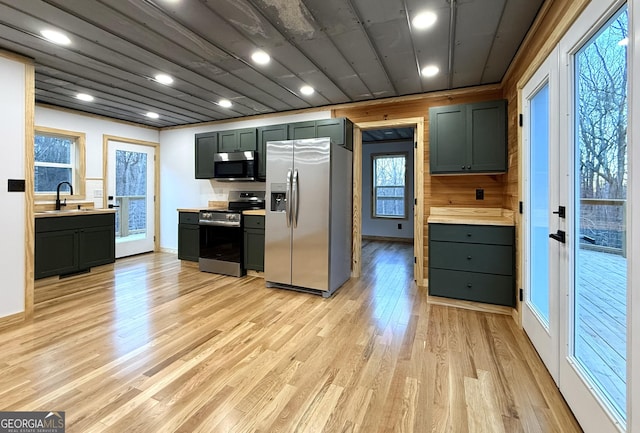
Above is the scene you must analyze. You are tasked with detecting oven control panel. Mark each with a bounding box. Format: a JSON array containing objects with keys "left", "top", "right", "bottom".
[{"left": 198, "top": 211, "right": 241, "bottom": 227}]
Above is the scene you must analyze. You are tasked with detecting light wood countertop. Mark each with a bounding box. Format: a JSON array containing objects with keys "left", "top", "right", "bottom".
[
  {"left": 243, "top": 209, "right": 266, "bottom": 216},
  {"left": 35, "top": 208, "right": 117, "bottom": 219},
  {"left": 428, "top": 207, "right": 515, "bottom": 226},
  {"left": 178, "top": 201, "right": 228, "bottom": 213}
]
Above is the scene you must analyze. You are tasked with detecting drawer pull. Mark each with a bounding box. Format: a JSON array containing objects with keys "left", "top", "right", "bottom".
[
  {"left": 466, "top": 233, "right": 472, "bottom": 237},
  {"left": 467, "top": 256, "right": 472, "bottom": 260},
  {"left": 467, "top": 283, "right": 472, "bottom": 288}
]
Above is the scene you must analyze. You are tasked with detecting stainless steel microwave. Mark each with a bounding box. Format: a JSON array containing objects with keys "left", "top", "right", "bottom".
[{"left": 213, "top": 151, "right": 257, "bottom": 181}]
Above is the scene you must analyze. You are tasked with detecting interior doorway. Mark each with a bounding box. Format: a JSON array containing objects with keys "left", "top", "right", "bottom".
[{"left": 352, "top": 118, "right": 425, "bottom": 285}]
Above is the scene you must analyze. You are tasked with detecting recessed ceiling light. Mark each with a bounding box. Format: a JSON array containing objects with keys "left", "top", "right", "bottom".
[
  {"left": 40, "top": 29, "right": 71, "bottom": 45},
  {"left": 421, "top": 65, "right": 440, "bottom": 77},
  {"left": 146, "top": 112, "right": 160, "bottom": 119},
  {"left": 218, "top": 99, "right": 232, "bottom": 108},
  {"left": 76, "top": 93, "right": 94, "bottom": 102},
  {"left": 412, "top": 11, "right": 437, "bottom": 30},
  {"left": 154, "top": 73, "right": 174, "bottom": 85},
  {"left": 618, "top": 37, "right": 629, "bottom": 46},
  {"left": 251, "top": 50, "right": 271, "bottom": 65},
  {"left": 300, "top": 85, "right": 315, "bottom": 96}
]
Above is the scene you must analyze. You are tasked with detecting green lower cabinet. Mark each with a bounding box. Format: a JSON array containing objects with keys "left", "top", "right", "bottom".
[
  {"left": 243, "top": 215, "right": 265, "bottom": 271},
  {"left": 178, "top": 212, "right": 199, "bottom": 262},
  {"left": 428, "top": 223, "right": 515, "bottom": 307},
  {"left": 35, "top": 213, "right": 115, "bottom": 279},
  {"left": 35, "top": 229, "right": 79, "bottom": 279}
]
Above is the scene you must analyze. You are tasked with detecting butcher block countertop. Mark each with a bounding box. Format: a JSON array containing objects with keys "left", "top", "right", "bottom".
[
  {"left": 177, "top": 201, "right": 228, "bottom": 213},
  {"left": 35, "top": 208, "right": 117, "bottom": 219},
  {"left": 242, "top": 209, "right": 266, "bottom": 216},
  {"left": 427, "top": 207, "right": 515, "bottom": 226}
]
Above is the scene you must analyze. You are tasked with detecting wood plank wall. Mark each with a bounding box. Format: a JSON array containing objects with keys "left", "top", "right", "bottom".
[{"left": 333, "top": 86, "right": 504, "bottom": 279}]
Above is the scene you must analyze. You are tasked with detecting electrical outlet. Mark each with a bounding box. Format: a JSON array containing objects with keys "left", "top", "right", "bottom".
[
  {"left": 476, "top": 188, "right": 484, "bottom": 200},
  {"left": 397, "top": 223, "right": 402, "bottom": 230}
]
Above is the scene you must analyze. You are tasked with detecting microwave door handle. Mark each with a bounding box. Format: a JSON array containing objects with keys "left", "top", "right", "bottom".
[
  {"left": 292, "top": 169, "right": 299, "bottom": 228},
  {"left": 285, "top": 169, "right": 292, "bottom": 228}
]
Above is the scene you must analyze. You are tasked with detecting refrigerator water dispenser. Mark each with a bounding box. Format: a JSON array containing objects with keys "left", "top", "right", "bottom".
[{"left": 270, "top": 184, "right": 287, "bottom": 212}]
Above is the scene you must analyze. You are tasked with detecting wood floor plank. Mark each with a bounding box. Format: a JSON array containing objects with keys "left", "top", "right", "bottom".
[{"left": 0, "top": 241, "right": 583, "bottom": 432}]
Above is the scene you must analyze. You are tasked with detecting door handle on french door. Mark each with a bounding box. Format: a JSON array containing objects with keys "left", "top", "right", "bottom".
[
  {"left": 285, "top": 169, "right": 292, "bottom": 228},
  {"left": 549, "top": 230, "right": 566, "bottom": 243},
  {"left": 292, "top": 169, "right": 299, "bottom": 228},
  {"left": 552, "top": 206, "right": 566, "bottom": 218}
]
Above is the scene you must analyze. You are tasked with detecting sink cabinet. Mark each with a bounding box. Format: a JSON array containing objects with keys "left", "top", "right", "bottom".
[{"left": 35, "top": 213, "right": 115, "bottom": 279}]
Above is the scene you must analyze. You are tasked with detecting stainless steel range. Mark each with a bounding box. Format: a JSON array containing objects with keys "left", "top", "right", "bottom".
[{"left": 198, "top": 191, "right": 265, "bottom": 277}]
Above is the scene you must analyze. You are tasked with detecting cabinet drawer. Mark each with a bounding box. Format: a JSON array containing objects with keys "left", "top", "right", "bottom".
[
  {"left": 179, "top": 212, "right": 199, "bottom": 225},
  {"left": 429, "top": 268, "right": 515, "bottom": 306},
  {"left": 244, "top": 215, "right": 264, "bottom": 229},
  {"left": 429, "top": 223, "right": 513, "bottom": 245},
  {"left": 430, "top": 241, "right": 513, "bottom": 275}
]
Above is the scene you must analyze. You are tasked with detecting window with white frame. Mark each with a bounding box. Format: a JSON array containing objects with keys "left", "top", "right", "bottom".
[
  {"left": 34, "top": 127, "right": 85, "bottom": 195},
  {"left": 372, "top": 153, "right": 407, "bottom": 218}
]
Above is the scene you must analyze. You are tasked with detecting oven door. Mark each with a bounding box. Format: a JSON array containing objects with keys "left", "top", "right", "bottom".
[{"left": 199, "top": 224, "right": 245, "bottom": 277}]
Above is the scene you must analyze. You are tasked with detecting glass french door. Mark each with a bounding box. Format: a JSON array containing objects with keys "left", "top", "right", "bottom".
[
  {"left": 107, "top": 139, "right": 156, "bottom": 258},
  {"left": 522, "top": 48, "right": 561, "bottom": 382},
  {"left": 559, "top": 3, "right": 628, "bottom": 431}
]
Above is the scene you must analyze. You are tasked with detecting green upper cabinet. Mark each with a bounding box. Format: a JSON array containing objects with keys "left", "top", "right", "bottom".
[
  {"left": 429, "top": 99, "right": 507, "bottom": 174},
  {"left": 194, "top": 132, "right": 217, "bottom": 179},
  {"left": 217, "top": 128, "right": 257, "bottom": 153},
  {"left": 257, "top": 124, "right": 287, "bottom": 181},
  {"left": 316, "top": 118, "right": 353, "bottom": 150},
  {"left": 288, "top": 121, "right": 316, "bottom": 140},
  {"left": 288, "top": 118, "right": 353, "bottom": 150}
]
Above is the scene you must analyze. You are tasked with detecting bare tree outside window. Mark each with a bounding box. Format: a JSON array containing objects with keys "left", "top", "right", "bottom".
[
  {"left": 115, "top": 150, "right": 147, "bottom": 237},
  {"left": 34, "top": 134, "right": 74, "bottom": 193},
  {"left": 372, "top": 153, "right": 407, "bottom": 218}
]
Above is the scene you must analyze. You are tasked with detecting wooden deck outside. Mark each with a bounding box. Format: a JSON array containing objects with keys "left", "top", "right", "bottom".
[{"left": 576, "top": 248, "right": 627, "bottom": 417}]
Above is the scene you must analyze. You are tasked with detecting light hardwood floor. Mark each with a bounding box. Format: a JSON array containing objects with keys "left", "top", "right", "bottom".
[{"left": 0, "top": 241, "right": 581, "bottom": 432}]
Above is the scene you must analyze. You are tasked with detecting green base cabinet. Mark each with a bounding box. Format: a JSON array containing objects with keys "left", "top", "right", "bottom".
[
  {"left": 178, "top": 212, "right": 200, "bottom": 262},
  {"left": 429, "top": 99, "right": 507, "bottom": 174},
  {"left": 428, "top": 223, "right": 515, "bottom": 307},
  {"left": 243, "top": 215, "right": 265, "bottom": 271},
  {"left": 35, "top": 213, "right": 115, "bottom": 279}
]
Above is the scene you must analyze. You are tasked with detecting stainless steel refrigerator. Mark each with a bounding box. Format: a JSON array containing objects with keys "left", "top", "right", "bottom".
[{"left": 265, "top": 137, "right": 352, "bottom": 297}]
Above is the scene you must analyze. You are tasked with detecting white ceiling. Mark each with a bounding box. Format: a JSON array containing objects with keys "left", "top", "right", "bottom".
[{"left": 0, "top": 0, "right": 543, "bottom": 128}]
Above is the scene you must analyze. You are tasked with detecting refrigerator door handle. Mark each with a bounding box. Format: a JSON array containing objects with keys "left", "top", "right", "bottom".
[
  {"left": 292, "top": 169, "right": 299, "bottom": 228},
  {"left": 285, "top": 169, "right": 292, "bottom": 228}
]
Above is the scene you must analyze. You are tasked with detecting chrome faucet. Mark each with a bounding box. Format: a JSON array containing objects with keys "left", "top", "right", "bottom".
[{"left": 55, "top": 181, "right": 74, "bottom": 210}]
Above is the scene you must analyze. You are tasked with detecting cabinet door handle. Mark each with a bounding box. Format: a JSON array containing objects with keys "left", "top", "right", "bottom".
[
  {"left": 467, "top": 165, "right": 471, "bottom": 169},
  {"left": 467, "top": 256, "right": 472, "bottom": 260},
  {"left": 461, "top": 165, "right": 466, "bottom": 169},
  {"left": 467, "top": 283, "right": 472, "bottom": 288},
  {"left": 466, "top": 233, "right": 472, "bottom": 237}
]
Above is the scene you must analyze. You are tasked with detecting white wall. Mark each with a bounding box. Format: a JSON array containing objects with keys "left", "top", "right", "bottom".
[
  {"left": 35, "top": 107, "right": 160, "bottom": 205},
  {"left": 362, "top": 140, "right": 415, "bottom": 239},
  {"left": 159, "top": 111, "right": 331, "bottom": 251},
  {"left": 0, "top": 56, "right": 27, "bottom": 318}
]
